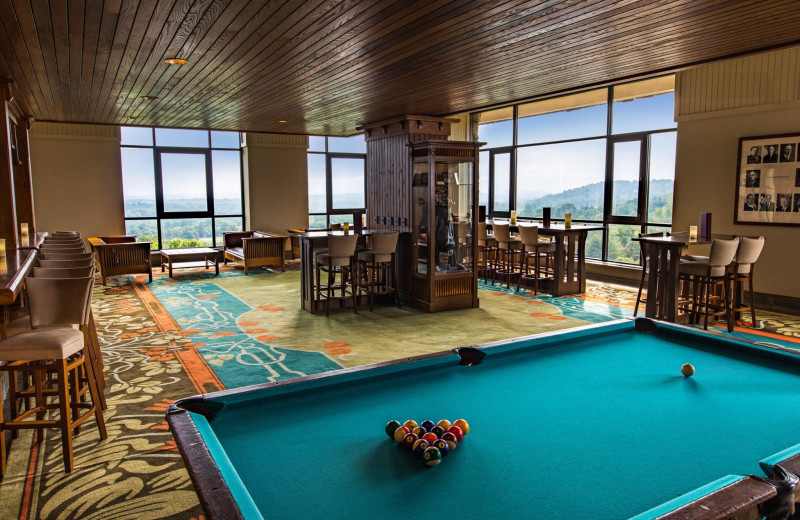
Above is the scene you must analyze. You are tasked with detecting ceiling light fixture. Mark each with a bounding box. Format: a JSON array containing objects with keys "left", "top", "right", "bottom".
[
  {"left": 278, "top": 120, "right": 288, "bottom": 123},
  {"left": 164, "top": 58, "right": 189, "bottom": 65},
  {"left": 141, "top": 95, "right": 158, "bottom": 100}
]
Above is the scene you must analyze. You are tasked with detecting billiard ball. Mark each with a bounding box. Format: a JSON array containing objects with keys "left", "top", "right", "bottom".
[
  {"left": 446, "top": 425, "right": 463, "bottom": 443},
  {"left": 420, "top": 420, "right": 435, "bottom": 431},
  {"left": 436, "top": 419, "right": 452, "bottom": 430},
  {"left": 403, "top": 432, "right": 418, "bottom": 450},
  {"left": 393, "top": 426, "right": 410, "bottom": 443},
  {"left": 430, "top": 425, "right": 445, "bottom": 438},
  {"left": 403, "top": 419, "right": 418, "bottom": 431},
  {"left": 412, "top": 426, "right": 427, "bottom": 437},
  {"left": 422, "top": 432, "right": 438, "bottom": 445},
  {"left": 385, "top": 420, "right": 402, "bottom": 438},
  {"left": 433, "top": 439, "right": 450, "bottom": 457},
  {"left": 681, "top": 363, "right": 695, "bottom": 377},
  {"left": 423, "top": 447, "right": 442, "bottom": 467},
  {"left": 441, "top": 432, "right": 458, "bottom": 451},
  {"left": 453, "top": 419, "right": 469, "bottom": 435},
  {"left": 412, "top": 439, "right": 429, "bottom": 457}
]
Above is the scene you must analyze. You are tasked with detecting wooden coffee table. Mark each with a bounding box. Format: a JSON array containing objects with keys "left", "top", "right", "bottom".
[{"left": 160, "top": 248, "right": 222, "bottom": 278}]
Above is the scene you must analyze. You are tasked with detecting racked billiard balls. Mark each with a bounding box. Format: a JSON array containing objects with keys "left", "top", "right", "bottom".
[
  {"left": 423, "top": 447, "right": 442, "bottom": 467},
  {"left": 441, "top": 432, "right": 458, "bottom": 451},
  {"left": 453, "top": 418, "right": 469, "bottom": 435},
  {"left": 403, "top": 419, "right": 418, "bottom": 431},
  {"left": 385, "top": 420, "right": 402, "bottom": 438},
  {"left": 446, "top": 425, "right": 463, "bottom": 443},
  {"left": 436, "top": 419, "right": 452, "bottom": 430},
  {"left": 420, "top": 420, "right": 435, "bottom": 431},
  {"left": 393, "top": 426, "right": 410, "bottom": 443},
  {"left": 412, "top": 439, "right": 429, "bottom": 457},
  {"left": 422, "top": 432, "right": 438, "bottom": 445},
  {"left": 433, "top": 439, "right": 450, "bottom": 457},
  {"left": 403, "top": 432, "right": 418, "bottom": 450},
  {"left": 430, "top": 425, "right": 446, "bottom": 438},
  {"left": 412, "top": 426, "right": 427, "bottom": 437}
]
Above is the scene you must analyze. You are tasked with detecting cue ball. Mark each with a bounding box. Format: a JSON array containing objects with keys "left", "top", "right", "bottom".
[{"left": 681, "top": 363, "right": 695, "bottom": 377}]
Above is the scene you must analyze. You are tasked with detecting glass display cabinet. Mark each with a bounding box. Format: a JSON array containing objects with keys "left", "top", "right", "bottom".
[{"left": 410, "top": 140, "right": 483, "bottom": 312}]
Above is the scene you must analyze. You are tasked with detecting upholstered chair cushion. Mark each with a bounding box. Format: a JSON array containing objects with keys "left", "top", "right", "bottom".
[{"left": 0, "top": 328, "right": 84, "bottom": 361}]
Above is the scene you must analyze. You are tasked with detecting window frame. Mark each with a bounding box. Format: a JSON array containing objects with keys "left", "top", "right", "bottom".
[
  {"left": 307, "top": 136, "right": 367, "bottom": 228},
  {"left": 472, "top": 76, "right": 676, "bottom": 263},
  {"left": 120, "top": 127, "right": 245, "bottom": 249}
]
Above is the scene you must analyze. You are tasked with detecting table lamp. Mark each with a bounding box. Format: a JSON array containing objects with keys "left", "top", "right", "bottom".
[{"left": 689, "top": 226, "right": 698, "bottom": 241}]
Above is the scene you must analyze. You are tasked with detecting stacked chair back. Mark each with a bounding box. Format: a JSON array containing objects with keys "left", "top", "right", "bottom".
[
  {"left": 32, "top": 266, "right": 96, "bottom": 278},
  {"left": 39, "top": 258, "right": 95, "bottom": 269}
]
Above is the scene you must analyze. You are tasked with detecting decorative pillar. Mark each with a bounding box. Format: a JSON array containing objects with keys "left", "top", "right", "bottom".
[
  {"left": 0, "top": 80, "right": 16, "bottom": 247},
  {"left": 12, "top": 116, "right": 35, "bottom": 234}
]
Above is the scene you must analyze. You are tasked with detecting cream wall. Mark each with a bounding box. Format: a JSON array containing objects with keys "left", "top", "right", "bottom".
[
  {"left": 673, "top": 47, "right": 800, "bottom": 300},
  {"left": 29, "top": 123, "right": 125, "bottom": 238},
  {"left": 243, "top": 132, "right": 309, "bottom": 239}
]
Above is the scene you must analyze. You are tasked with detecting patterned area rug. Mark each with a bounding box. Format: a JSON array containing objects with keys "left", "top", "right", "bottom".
[{"left": 1, "top": 263, "right": 798, "bottom": 519}]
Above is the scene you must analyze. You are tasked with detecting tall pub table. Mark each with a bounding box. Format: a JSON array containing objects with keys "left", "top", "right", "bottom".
[
  {"left": 487, "top": 222, "right": 602, "bottom": 296},
  {"left": 537, "top": 224, "right": 603, "bottom": 296},
  {"left": 291, "top": 230, "right": 369, "bottom": 313},
  {"left": 631, "top": 234, "right": 738, "bottom": 323}
]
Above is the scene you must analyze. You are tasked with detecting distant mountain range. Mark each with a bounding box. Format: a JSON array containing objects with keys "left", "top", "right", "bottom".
[{"left": 518, "top": 179, "right": 673, "bottom": 211}]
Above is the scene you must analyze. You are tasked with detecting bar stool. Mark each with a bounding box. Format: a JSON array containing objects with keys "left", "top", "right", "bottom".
[
  {"left": 0, "top": 276, "right": 107, "bottom": 475},
  {"left": 728, "top": 236, "right": 765, "bottom": 331},
  {"left": 517, "top": 225, "right": 555, "bottom": 295},
  {"left": 40, "top": 251, "right": 92, "bottom": 260},
  {"left": 678, "top": 237, "right": 739, "bottom": 330},
  {"left": 357, "top": 232, "right": 400, "bottom": 311},
  {"left": 492, "top": 222, "right": 522, "bottom": 289},
  {"left": 315, "top": 233, "right": 359, "bottom": 316},
  {"left": 477, "top": 222, "right": 497, "bottom": 285}
]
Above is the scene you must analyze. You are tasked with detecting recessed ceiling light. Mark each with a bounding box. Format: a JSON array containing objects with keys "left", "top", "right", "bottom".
[
  {"left": 278, "top": 120, "right": 288, "bottom": 123},
  {"left": 164, "top": 58, "right": 189, "bottom": 65},
  {"left": 141, "top": 95, "right": 158, "bottom": 100},
  {"left": 127, "top": 116, "right": 137, "bottom": 120}
]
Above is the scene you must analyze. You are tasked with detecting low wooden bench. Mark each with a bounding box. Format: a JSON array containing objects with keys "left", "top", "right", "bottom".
[
  {"left": 87, "top": 235, "right": 153, "bottom": 285},
  {"left": 223, "top": 231, "right": 288, "bottom": 275}
]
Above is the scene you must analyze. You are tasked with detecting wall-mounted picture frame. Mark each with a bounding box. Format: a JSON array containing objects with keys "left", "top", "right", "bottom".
[{"left": 734, "top": 133, "right": 800, "bottom": 226}]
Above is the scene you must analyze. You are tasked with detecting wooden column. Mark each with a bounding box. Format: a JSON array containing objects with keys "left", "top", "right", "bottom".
[
  {"left": 12, "top": 117, "right": 35, "bottom": 234},
  {"left": 358, "top": 115, "right": 458, "bottom": 303},
  {"left": 0, "top": 81, "right": 15, "bottom": 246},
  {"left": 360, "top": 116, "right": 457, "bottom": 233}
]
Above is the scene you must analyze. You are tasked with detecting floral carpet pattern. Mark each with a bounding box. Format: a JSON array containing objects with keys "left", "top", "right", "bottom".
[{"left": 0, "top": 264, "right": 798, "bottom": 520}]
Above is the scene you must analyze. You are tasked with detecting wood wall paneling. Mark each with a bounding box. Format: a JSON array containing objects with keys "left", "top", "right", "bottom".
[
  {"left": 1, "top": 2, "right": 800, "bottom": 134},
  {"left": 676, "top": 46, "right": 800, "bottom": 117},
  {"left": 0, "top": 81, "right": 17, "bottom": 245}
]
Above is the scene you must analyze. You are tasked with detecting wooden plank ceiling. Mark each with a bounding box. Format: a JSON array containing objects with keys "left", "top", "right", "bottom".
[{"left": 0, "top": 0, "right": 799, "bottom": 136}]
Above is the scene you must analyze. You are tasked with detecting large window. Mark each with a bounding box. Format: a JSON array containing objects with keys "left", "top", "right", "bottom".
[
  {"left": 307, "top": 135, "right": 366, "bottom": 228},
  {"left": 120, "top": 127, "right": 244, "bottom": 249},
  {"left": 473, "top": 76, "right": 677, "bottom": 263}
]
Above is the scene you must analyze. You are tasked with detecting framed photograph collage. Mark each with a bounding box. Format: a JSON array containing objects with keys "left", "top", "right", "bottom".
[{"left": 735, "top": 133, "right": 800, "bottom": 226}]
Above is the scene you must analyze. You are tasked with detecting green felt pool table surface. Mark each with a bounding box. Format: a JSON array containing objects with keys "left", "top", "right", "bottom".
[{"left": 168, "top": 319, "right": 800, "bottom": 520}]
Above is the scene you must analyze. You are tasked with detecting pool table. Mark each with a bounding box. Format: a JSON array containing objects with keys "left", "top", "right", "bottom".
[{"left": 167, "top": 318, "right": 800, "bottom": 520}]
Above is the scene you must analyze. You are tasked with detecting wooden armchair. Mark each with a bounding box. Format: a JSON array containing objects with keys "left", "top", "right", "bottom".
[
  {"left": 223, "top": 231, "right": 288, "bottom": 274},
  {"left": 87, "top": 236, "right": 153, "bottom": 285}
]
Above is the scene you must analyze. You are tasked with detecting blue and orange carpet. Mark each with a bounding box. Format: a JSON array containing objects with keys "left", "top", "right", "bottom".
[{"left": 1, "top": 262, "right": 798, "bottom": 519}]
